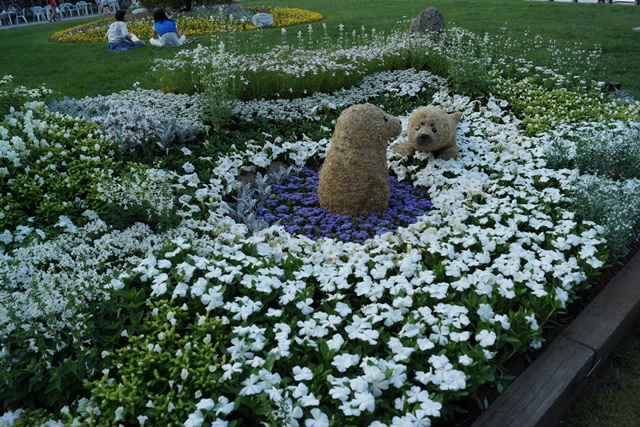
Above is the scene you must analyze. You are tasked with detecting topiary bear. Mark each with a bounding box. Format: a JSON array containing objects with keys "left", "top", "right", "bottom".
[
  {"left": 317, "top": 103, "right": 402, "bottom": 214},
  {"left": 392, "top": 106, "right": 462, "bottom": 160}
]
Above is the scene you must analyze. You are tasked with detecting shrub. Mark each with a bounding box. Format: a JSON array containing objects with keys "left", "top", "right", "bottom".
[
  {"left": 544, "top": 121, "right": 640, "bottom": 258},
  {"left": 49, "top": 90, "right": 207, "bottom": 163},
  {"left": 0, "top": 103, "right": 115, "bottom": 232},
  {"left": 0, "top": 75, "right": 53, "bottom": 117}
]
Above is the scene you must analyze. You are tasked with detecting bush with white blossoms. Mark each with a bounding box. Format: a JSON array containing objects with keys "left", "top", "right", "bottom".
[
  {"left": 150, "top": 25, "right": 443, "bottom": 100},
  {"left": 1, "top": 22, "right": 638, "bottom": 427}
]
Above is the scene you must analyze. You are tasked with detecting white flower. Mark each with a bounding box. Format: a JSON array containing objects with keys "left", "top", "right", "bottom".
[
  {"left": 442, "top": 369, "right": 466, "bottom": 391},
  {"left": 458, "top": 355, "right": 474, "bottom": 366},
  {"left": 525, "top": 314, "right": 539, "bottom": 331},
  {"left": 291, "top": 383, "right": 309, "bottom": 398},
  {"left": 296, "top": 298, "right": 315, "bottom": 315},
  {"left": 196, "top": 398, "right": 215, "bottom": 411},
  {"left": 353, "top": 392, "right": 376, "bottom": 413},
  {"left": 429, "top": 325, "right": 450, "bottom": 346},
  {"left": 305, "top": 408, "right": 329, "bottom": 427},
  {"left": 293, "top": 366, "right": 314, "bottom": 381},
  {"left": 477, "top": 303, "right": 495, "bottom": 322},
  {"left": 493, "top": 314, "right": 511, "bottom": 330},
  {"left": 326, "top": 334, "right": 345, "bottom": 351},
  {"left": 183, "top": 162, "right": 196, "bottom": 173},
  {"left": 300, "top": 393, "right": 320, "bottom": 407},
  {"left": 329, "top": 385, "right": 351, "bottom": 402},
  {"left": 184, "top": 410, "right": 204, "bottom": 427},
  {"left": 240, "top": 373, "right": 264, "bottom": 395},
  {"left": 475, "top": 330, "right": 497, "bottom": 347},
  {"left": 332, "top": 354, "right": 360, "bottom": 372}
]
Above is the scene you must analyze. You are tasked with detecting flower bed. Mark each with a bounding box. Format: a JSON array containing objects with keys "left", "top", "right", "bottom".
[
  {"left": 5, "top": 11, "right": 640, "bottom": 424},
  {"left": 50, "top": 6, "right": 324, "bottom": 43},
  {"left": 2, "top": 64, "right": 627, "bottom": 425}
]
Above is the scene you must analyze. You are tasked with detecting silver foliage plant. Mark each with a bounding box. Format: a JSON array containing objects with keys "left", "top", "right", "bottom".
[
  {"left": 227, "top": 165, "right": 302, "bottom": 234},
  {"left": 543, "top": 120, "right": 640, "bottom": 257},
  {"left": 48, "top": 89, "right": 209, "bottom": 154}
]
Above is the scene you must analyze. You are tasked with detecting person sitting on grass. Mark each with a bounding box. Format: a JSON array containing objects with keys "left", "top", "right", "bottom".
[
  {"left": 149, "top": 8, "right": 198, "bottom": 47},
  {"left": 106, "top": 9, "right": 144, "bottom": 52}
]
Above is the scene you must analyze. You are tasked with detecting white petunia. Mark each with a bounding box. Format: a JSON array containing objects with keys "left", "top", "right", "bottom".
[
  {"left": 305, "top": 408, "right": 329, "bottom": 427},
  {"left": 475, "top": 330, "right": 497, "bottom": 347},
  {"left": 293, "top": 366, "right": 314, "bottom": 381}
]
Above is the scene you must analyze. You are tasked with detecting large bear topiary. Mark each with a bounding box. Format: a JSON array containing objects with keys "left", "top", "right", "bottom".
[{"left": 317, "top": 103, "right": 402, "bottom": 214}]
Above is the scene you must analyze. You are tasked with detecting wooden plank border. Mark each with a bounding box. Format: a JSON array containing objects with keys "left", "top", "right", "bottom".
[{"left": 472, "top": 251, "right": 640, "bottom": 427}]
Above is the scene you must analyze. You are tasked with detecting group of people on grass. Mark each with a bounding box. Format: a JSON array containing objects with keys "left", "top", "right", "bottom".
[{"left": 106, "top": 8, "right": 198, "bottom": 51}]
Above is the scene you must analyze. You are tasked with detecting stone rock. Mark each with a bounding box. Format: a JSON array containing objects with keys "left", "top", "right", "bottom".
[
  {"left": 410, "top": 7, "right": 445, "bottom": 33},
  {"left": 317, "top": 104, "right": 401, "bottom": 215}
]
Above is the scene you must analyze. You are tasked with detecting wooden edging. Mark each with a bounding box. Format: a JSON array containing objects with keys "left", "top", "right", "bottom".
[{"left": 472, "top": 251, "right": 640, "bottom": 427}]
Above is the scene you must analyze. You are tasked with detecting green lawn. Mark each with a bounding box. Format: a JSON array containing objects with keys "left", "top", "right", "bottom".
[
  {"left": 564, "top": 322, "right": 640, "bottom": 427},
  {"left": 1, "top": 0, "right": 639, "bottom": 99}
]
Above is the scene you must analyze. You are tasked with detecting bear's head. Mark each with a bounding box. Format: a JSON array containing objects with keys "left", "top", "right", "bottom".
[
  {"left": 332, "top": 103, "right": 402, "bottom": 150},
  {"left": 407, "top": 106, "right": 462, "bottom": 153}
]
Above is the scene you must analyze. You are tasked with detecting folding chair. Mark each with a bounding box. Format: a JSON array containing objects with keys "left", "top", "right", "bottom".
[
  {"left": 31, "top": 6, "right": 46, "bottom": 21},
  {"left": 75, "top": 1, "right": 90, "bottom": 15},
  {"left": 14, "top": 9, "right": 27, "bottom": 23}
]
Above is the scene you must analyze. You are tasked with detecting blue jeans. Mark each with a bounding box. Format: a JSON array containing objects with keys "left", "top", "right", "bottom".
[{"left": 108, "top": 40, "right": 144, "bottom": 52}]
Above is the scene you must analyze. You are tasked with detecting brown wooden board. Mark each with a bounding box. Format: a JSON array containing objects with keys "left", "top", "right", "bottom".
[
  {"left": 472, "top": 251, "right": 640, "bottom": 427},
  {"left": 563, "top": 252, "right": 640, "bottom": 360},
  {"left": 472, "top": 335, "right": 594, "bottom": 427}
]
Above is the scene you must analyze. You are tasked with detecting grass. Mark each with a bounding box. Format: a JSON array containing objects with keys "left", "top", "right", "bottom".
[
  {"left": 563, "top": 322, "right": 640, "bottom": 427},
  {"left": 1, "top": 0, "right": 639, "bottom": 99}
]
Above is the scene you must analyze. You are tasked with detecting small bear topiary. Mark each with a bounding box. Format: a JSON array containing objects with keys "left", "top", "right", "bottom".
[{"left": 393, "top": 106, "right": 462, "bottom": 160}]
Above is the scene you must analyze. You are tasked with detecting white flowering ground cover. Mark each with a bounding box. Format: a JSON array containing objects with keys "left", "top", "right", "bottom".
[{"left": 1, "top": 29, "right": 639, "bottom": 426}]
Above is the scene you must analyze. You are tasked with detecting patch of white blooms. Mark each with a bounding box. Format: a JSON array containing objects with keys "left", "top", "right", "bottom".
[
  {"left": 232, "top": 69, "right": 447, "bottom": 122},
  {"left": 152, "top": 30, "right": 437, "bottom": 90},
  {"left": 95, "top": 166, "right": 179, "bottom": 220},
  {"left": 1, "top": 70, "right": 612, "bottom": 426},
  {"left": 0, "top": 215, "right": 215, "bottom": 358},
  {"left": 0, "top": 102, "right": 60, "bottom": 180}
]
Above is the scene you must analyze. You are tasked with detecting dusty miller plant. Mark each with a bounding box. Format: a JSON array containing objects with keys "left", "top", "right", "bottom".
[
  {"left": 227, "top": 165, "right": 302, "bottom": 234},
  {"left": 545, "top": 122, "right": 640, "bottom": 257},
  {"left": 48, "top": 95, "right": 204, "bottom": 162}
]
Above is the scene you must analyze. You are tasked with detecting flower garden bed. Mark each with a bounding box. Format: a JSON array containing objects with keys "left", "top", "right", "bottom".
[
  {"left": 50, "top": 5, "right": 324, "bottom": 43},
  {"left": 2, "top": 22, "right": 640, "bottom": 427}
]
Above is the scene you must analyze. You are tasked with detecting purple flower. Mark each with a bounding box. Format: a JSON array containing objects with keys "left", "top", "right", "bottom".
[{"left": 256, "top": 170, "right": 433, "bottom": 243}]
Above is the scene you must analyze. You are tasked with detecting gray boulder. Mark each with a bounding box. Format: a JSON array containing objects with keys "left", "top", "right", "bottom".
[{"left": 410, "top": 7, "right": 445, "bottom": 33}]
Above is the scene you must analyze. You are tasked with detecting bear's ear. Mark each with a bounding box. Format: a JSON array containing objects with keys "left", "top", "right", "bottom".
[{"left": 449, "top": 111, "right": 462, "bottom": 124}]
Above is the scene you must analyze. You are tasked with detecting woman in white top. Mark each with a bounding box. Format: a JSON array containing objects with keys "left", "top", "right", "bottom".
[{"left": 106, "top": 9, "right": 145, "bottom": 52}]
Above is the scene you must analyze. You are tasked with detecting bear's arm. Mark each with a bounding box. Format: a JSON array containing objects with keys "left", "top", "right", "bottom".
[
  {"left": 436, "top": 145, "right": 460, "bottom": 160},
  {"left": 391, "top": 141, "right": 417, "bottom": 158}
]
